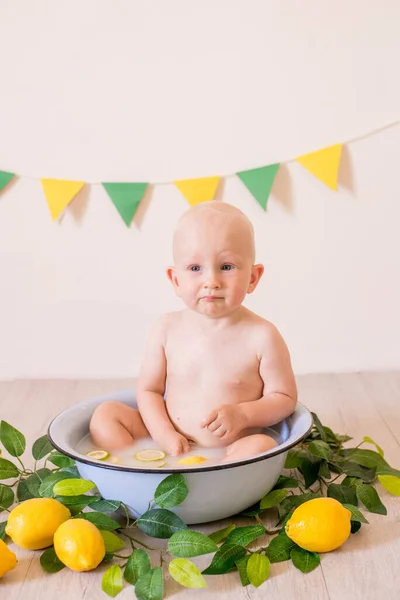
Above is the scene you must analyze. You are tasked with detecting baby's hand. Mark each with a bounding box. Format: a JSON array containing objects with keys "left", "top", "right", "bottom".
[
  {"left": 201, "top": 404, "right": 247, "bottom": 443},
  {"left": 160, "top": 431, "right": 191, "bottom": 456}
]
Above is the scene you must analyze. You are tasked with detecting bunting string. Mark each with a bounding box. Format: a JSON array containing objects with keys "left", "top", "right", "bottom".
[{"left": 0, "top": 120, "right": 398, "bottom": 226}]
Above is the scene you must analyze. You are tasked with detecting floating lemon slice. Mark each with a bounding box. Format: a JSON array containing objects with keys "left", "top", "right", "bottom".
[
  {"left": 134, "top": 450, "right": 167, "bottom": 462},
  {"left": 108, "top": 456, "right": 120, "bottom": 464},
  {"left": 86, "top": 450, "right": 110, "bottom": 460},
  {"left": 177, "top": 456, "right": 207, "bottom": 466}
]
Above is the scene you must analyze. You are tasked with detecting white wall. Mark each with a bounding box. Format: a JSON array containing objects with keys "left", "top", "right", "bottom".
[{"left": 0, "top": 0, "right": 399, "bottom": 378}]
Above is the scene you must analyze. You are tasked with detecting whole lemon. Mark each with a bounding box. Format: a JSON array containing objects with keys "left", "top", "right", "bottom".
[
  {"left": 54, "top": 518, "right": 106, "bottom": 571},
  {"left": 285, "top": 497, "right": 352, "bottom": 552},
  {"left": 5, "top": 498, "right": 71, "bottom": 550},
  {"left": 0, "top": 539, "right": 17, "bottom": 578}
]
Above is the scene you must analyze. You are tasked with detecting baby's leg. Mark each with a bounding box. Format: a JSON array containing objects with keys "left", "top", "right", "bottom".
[
  {"left": 90, "top": 401, "right": 149, "bottom": 451},
  {"left": 222, "top": 434, "right": 277, "bottom": 464}
]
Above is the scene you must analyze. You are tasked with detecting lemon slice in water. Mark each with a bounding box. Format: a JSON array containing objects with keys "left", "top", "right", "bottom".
[
  {"left": 177, "top": 456, "right": 207, "bottom": 466},
  {"left": 134, "top": 450, "right": 166, "bottom": 462},
  {"left": 86, "top": 450, "right": 110, "bottom": 460}
]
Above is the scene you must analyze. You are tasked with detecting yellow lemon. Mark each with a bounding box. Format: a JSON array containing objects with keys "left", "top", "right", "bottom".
[
  {"left": 134, "top": 450, "right": 166, "bottom": 462},
  {"left": 0, "top": 539, "right": 17, "bottom": 578},
  {"left": 285, "top": 497, "right": 352, "bottom": 553},
  {"left": 86, "top": 450, "right": 109, "bottom": 460},
  {"left": 6, "top": 498, "right": 71, "bottom": 550},
  {"left": 177, "top": 456, "right": 207, "bottom": 466},
  {"left": 54, "top": 518, "right": 105, "bottom": 571}
]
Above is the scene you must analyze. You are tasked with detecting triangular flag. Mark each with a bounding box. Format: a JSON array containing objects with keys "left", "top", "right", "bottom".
[
  {"left": 174, "top": 176, "right": 220, "bottom": 206},
  {"left": 0, "top": 170, "right": 15, "bottom": 193},
  {"left": 102, "top": 182, "right": 148, "bottom": 227},
  {"left": 236, "top": 164, "right": 280, "bottom": 210},
  {"left": 41, "top": 179, "right": 85, "bottom": 220},
  {"left": 296, "top": 144, "right": 342, "bottom": 191}
]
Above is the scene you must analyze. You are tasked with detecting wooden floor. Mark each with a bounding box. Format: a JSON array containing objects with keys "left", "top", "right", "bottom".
[{"left": 1, "top": 373, "right": 400, "bottom": 600}]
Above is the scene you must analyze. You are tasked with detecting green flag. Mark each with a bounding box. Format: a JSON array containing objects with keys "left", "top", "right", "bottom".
[
  {"left": 102, "top": 182, "right": 148, "bottom": 226},
  {"left": 236, "top": 164, "right": 280, "bottom": 210},
  {"left": 0, "top": 171, "right": 15, "bottom": 193}
]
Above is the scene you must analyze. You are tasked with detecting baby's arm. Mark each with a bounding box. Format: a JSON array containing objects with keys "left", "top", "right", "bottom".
[
  {"left": 202, "top": 324, "right": 297, "bottom": 441},
  {"left": 137, "top": 316, "right": 190, "bottom": 456},
  {"left": 239, "top": 324, "right": 298, "bottom": 428}
]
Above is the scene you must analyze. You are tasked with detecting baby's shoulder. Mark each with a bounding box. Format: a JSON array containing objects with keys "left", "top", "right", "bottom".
[
  {"left": 152, "top": 310, "right": 186, "bottom": 337},
  {"left": 245, "top": 310, "right": 283, "bottom": 348}
]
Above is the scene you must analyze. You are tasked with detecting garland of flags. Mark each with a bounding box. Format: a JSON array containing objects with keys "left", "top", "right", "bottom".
[{"left": 0, "top": 126, "right": 393, "bottom": 225}]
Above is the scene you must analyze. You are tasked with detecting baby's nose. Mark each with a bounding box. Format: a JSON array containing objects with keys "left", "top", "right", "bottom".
[{"left": 203, "top": 270, "right": 221, "bottom": 289}]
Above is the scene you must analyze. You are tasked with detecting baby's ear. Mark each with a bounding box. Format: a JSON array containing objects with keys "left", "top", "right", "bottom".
[
  {"left": 247, "top": 263, "right": 264, "bottom": 294},
  {"left": 166, "top": 266, "right": 181, "bottom": 295}
]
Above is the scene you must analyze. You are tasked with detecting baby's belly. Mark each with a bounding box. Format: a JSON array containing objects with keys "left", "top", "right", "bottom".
[{"left": 166, "top": 391, "right": 257, "bottom": 448}]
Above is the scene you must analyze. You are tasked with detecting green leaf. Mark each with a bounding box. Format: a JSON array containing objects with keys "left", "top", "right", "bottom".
[
  {"left": 0, "top": 485, "right": 14, "bottom": 511},
  {"left": 260, "top": 489, "right": 288, "bottom": 509},
  {"left": 378, "top": 475, "right": 400, "bottom": 496},
  {"left": 135, "top": 567, "right": 164, "bottom": 600},
  {"left": 78, "top": 512, "right": 120, "bottom": 531},
  {"left": 47, "top": 451, "right": 75, "bottom": 469},
  {"left": 351, "top": 521, "right": 362, "bottom": 534},
  {"left": 291, "top": 547, "right": 320, "bottom": 573},
  {"left": 61, "top": 466, "right": 80, "bottom": 478},
  {"left": 39, "top": 471, "right": 76, "bottom": 497},
  {"left": 0, "top": 421, "right": 26, "bottom": 457},
  {"left": 327, "top": 483, "right": 358, "bottom": 506},
  {"left": 278, "top": 493, "right": 320, "bottom": 523},
  {"left": 363, "top": 436, "right": 384, "bottom": 457},
  {"left": 17, "top": 478, "right": 34, "bottom": 501},
  {"left": 53, "top": 478, "right": 96, "bottom": 496},
  {"left": 339, "top": 462, "right": 376, "bottom": 483},
  {"left": 299, "top": 457, "right": 321, "bottom": 488},
  {"left": 55, "top": 494, "right": 99, "bottom": 508},
  {"left": 265, "top": 532, "right": 296, "bottom": 563},
  {"left": 342, "top": 504, "right": 369, "bottom": 523},
  {"left": 138, "top": 509, "right": 187, "bottom": 539},
  {"left": 318, "top": 460, "right": 332, "bottom": 479},
  {"left": 124, "top": 549, "right": 151, "bottom": 585},
  {"left": 102, "top": 564, "right": 123, "bottom": 598},
  {"left": 342, "top": 476, "right": 363, "bottom": 488},
  {"left": 246, "top": 552, "right": 270, "bottom": 587},
  {"left": 40, "top": 547, "right": 65, "bottom": 573},
  {"left": 100, "top": 530, "right": 125, "bottom": 553},
  {"left": 284, "top": 449, "right": 308, "bottom": 468},
  {"left": 235, "top": 555, "right": 250, "bottom": 586},
  {"left": 209, "top": 524, "right": 236, "bottom": 543},
  {"left": 168, "top": 529, "right": 218, "bottom": 557},
  {"left": 202, "top": 544, "right": 246, "bottom": 575},
  {"left": 0, "top": 520, "right": 7, "bottom": 541},
  {"left": 26, "top": 468, "right": 53, "bottom": 497},
  {"left": 225, "top": 525, "right": 265, "bottom": 547},
  {"left": 32, "top": 435, "right": 54, "bottom": 460},
  {"left": 311, "top": 412, "right": 327, "bottom": 441},
  {"left": 323, "top": 426, "right": 342, "bottom": 445},
  {"left": 0, "top": 457, "right": 19, "bottom": 479},
  {"left": 273, "top": 475, "right": 299, "bottom": 489},
  {"left": 154, "top": 474, "right": 188, "bottom": 509},
  {"left": 341, "top": 449, "right": 400, "bottom": 478},
  {"left": 307, "top": 440, "right": 331, "bottom": 460},
  {"left": 89, "top": 498, "right": 121, "bottom": 512},
  {"left": 356, "top": 484, "right": 387, "bottom": 515},
  {"left": 169, "top": 558, "right": 207, "bottom": 588},
  {"left": 238, "top": 503, "right": 263, "bottom": 517}
]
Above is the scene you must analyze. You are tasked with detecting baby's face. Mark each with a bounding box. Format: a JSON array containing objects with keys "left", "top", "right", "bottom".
[{"left": 169, "top": 212, "right": 262, "bottom": 319}]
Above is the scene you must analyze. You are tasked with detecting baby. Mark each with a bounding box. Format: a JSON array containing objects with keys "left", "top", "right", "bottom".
[{"left": 90, "top": 201, "right": 297, "bottom": 463}]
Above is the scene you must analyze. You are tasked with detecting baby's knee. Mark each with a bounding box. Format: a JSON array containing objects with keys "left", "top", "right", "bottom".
[{"left": 90, "top": 401, "right": 123, "bottom": 427}]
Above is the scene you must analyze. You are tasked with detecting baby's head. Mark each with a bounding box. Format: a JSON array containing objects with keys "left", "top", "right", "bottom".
[{"left": 167, "top": 201, "right": 264, "bottom": 318}]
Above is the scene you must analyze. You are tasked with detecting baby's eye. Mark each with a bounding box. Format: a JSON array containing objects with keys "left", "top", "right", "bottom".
[
  {"left": 189, "top": 265, "right": 201, "bottom": 272},
  {"left": 221, "top": 264, "right": 234, "bottom": 271}
]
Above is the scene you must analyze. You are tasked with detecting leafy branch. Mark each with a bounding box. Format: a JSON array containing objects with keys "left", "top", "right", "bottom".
[{"left": 1, "top": 413, "right": 399, "bottom": 598}]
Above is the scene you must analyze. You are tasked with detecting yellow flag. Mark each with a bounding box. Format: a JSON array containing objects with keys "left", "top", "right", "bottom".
[
  {"left": 174, "top": 176, "right": 221, "bottom": 206},
  {"left": 296, "top": 144, "right": 342, "bottom": 191},
  {"left": 41, "top": 178, "right": 85, "bottom": 220}
]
